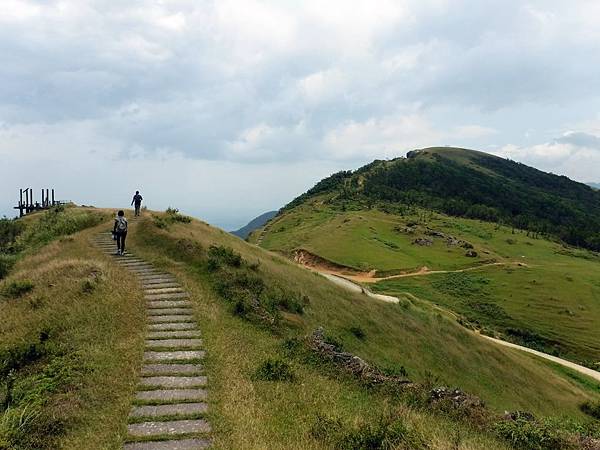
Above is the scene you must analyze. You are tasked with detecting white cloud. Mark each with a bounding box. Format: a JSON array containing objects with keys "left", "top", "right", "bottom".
[{"left": 2, "top": 0, "right": 600, "bottom": 223}]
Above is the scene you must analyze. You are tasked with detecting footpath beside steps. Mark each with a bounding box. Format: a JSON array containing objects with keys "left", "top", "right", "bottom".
[{"left": 91, "top": 232, "right": 211, "bottom": 450}]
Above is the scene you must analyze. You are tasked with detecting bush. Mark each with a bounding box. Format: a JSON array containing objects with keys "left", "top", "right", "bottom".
[
  {"left": 2, "top": 280, "right": 34, "bottom": 299},
  {"left": 0, "top": 219, "right": 24, "bottom": 252},
  {"left": 0, "top": 254, "right": 17, "bottom": 280},
  {"left": 580, "top": 401, "right": 600, "bottom": 419},
  {"left": 494, "top": 416, "right": 572, "bottom": 450},
  {"left": 253, "top": 358, "right": 295, "bottom": 382},
  {"left": 20, "top": 207, "right": 102, "bottom": 249},
  {"left": 153, "top": 208, "right": 192, "bottom": 229},
  {"left": 207, "top": 245, "right": 242, "bottom": 270},
  {"left": 349, "top": 325, "right": 366, "bottom": 340},
  {"left": 311, "top": 413, "right": 428, "bottom": 449}
]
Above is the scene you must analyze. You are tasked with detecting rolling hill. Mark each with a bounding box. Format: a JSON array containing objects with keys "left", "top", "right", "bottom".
[
  {"left": 252, "top": 147, "right": 600, "bottom": 369},
  {"left": 231, "top": 210, "right": 277, "bottom": 239},
  {"left": 2, "top": 205, "right": 600, "bottom": 448},
  {"left": 282, "top": 147, "right": 600, "bottom": 251}
]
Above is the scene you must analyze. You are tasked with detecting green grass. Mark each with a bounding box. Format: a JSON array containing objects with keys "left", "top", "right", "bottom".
[
  {"left": 258, "top": 201, "right": 600, "bottom": 367},
  {"left": 0, "top": 212, "right": 145, "bottom": 449},
  {"left": 128, "top": 212, "right": 600, "bottom": 448}
]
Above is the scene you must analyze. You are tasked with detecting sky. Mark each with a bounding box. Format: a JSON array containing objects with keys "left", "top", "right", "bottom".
[{"left": 1, "top": 0, "right": 600, "bottom": 230}]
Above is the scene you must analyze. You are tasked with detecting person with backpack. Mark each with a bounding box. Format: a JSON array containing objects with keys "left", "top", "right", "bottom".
[
  {"left": 131, "top": 191, "right": 143, "bottom": 216},
  {"left": 113, "top": 210, "right": 128, "bottom": 255}
]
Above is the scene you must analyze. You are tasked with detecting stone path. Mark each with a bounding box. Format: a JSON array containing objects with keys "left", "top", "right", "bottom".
[{"left": 92, "top": 232, "right": 211, "bottom": 449}]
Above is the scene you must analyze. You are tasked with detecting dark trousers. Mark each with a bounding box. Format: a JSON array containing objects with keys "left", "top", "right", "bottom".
[
  {"left": 116, "top": 231, "right": 127, "bottom": 252},
  {"left": 134, "top": 203, "right": 141, "bottom": 216}
]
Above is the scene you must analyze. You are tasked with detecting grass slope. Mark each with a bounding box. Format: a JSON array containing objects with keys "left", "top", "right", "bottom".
[
  {"left": 257, "top": 200, "right": 600, "bottom": 368},
  {"left": 0, "top": 207, "right": 145, "bottom": 449},
  {"left": 128, "top": 212, "right": 600, "bottom": 448}
]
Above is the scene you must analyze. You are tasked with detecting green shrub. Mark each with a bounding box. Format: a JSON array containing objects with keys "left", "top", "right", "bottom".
[
  {"left": 19, "top": 207, "right": 103, "bottom": 250},
  {"left": 153, "top": 208, "right": 192, "bottom": 229},
  {"left": 207, "top": 245, "right": 242, "bottom": 270},
  {"left": 2, "top": 280, "right": 34, "bottom": 299},
  {"left": 493, "top": 416, "right": 572, "bottom": 450},
  {"left": 349, "top": 325, "right": 366, "bottom": 340},
  {"left": 0, "top": 254, "right": 17, "bottom": 280},
  {"left": 253, "top": 358, "right": 295, "bottom": 382},
  {"left": 0, "top": 219, "right": 24, "bottom": 251},
  {"left": 580, "top": 401, "right": 600, "bottom": 419},
  {"left": 311, "top": 413, "right": 428, "bottom": 449}
]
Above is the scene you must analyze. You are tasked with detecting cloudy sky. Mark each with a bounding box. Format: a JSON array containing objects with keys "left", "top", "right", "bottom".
[{"left": 1, "top": 0, "right": 600, "bottom": 229}]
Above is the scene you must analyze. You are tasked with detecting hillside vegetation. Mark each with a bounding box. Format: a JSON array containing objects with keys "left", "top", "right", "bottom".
[
  {"left": 130, "top": 211, "right": 600, "bottom": 448},
  {"left": 254, "top": 148, "right": 600, "bottom": 370},
  {"left": 2, "top": 206, "right": 600, "bottom": 448},
  {"left": 283, "top": 147, "right": 600, "bottom": 251},
  {"left": 0, "top": 207, "right": 145, "bottom": 448}
]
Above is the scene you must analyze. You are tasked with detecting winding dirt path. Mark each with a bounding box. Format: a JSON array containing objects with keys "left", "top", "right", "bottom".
[
  {"left": 312, "top": 266, "right": 600, "bottom": 383},
  {"left": 307, "top": 260, "right": 523, "bottom": 284}
]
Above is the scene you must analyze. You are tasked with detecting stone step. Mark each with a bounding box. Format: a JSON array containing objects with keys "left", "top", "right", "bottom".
[
  {"left": 147, "top": 330, "right": 201, "bottom": 339},
  {"left": 145, "top": 339, "right": 203, "bottom": 349},
  {"left": 135, "top": 389, "right": 207, "bottom": 403},
  {"left": 139, "top": 376, "right": 207, "bottom": 389},
  {"left": 148, "top": 308, "right": 191, "bottom": 316},
  {"left": 127, "top": 419, "right": 211, "bottom": 437},
  {"left": 147, "top": 300, "right": 190, "bottom": 309},
  {"left": 139, "top": 276, "right": 177, "bottom": 282},
  {"left": 121, "top": 263, "right": 154, "bottom": 269},
  {"left": 144, "top": 350, "right": 205, "bottom": 362},
  {"left": 138, "top": 272, "right": 173, "bottom": 278},
  {"left": 146, "top": 292, "right": 190, "bottom": 301},
  {"left": 143, "top": 283, "right": 181, "bottom": 290},
  {"left": 148, "top": 322, "right": 196, "bottom": 331},
  {"left": 129, "top": 402, "right": 208, "bottom": 419},
  {"left": 145, "top": 287, "right": 185, "bottom": 295},
  {"left": 141, "top": 278, "right": 178, "bottom": 285},
  {"left": 133, "top": 270, "right": 165, "bottom": 276},
  {"left": 141, "top": 364, "right": 203, "bottom": 376},
  {"left": 148, "top": 315, "right": 194, "bottom": 324},
  {"left": 123, "top": 439, "right": 211, "bottom": 450}
]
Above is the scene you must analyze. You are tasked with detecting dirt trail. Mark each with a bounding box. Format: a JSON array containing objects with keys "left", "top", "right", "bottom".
[
  {"left": 479, "top": 334, "right": 600, "bottom": 382},
  {"left": 311, "top": 266, "right": 600, "bottom": 383},
  {"left": 297, "top": 250, "right": 520, "bottom": 283}
]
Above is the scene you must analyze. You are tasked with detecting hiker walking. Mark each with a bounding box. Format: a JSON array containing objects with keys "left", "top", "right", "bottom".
[
  {"left": 131, "top": 191, "right": 143, "bottom": 216},
  {"left": 113, "top": 210, "right": 128, "bottom": 255}
]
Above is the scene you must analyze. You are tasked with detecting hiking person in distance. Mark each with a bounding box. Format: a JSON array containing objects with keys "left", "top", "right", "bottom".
[
  {"left": 113, "top": 210, "right": 128, "bottom": 255},
  {"left": 131, "top": 191, "right": 143, "bottom": 216}
]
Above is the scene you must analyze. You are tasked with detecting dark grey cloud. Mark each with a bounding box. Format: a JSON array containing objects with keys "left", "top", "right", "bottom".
[{"left": 556, "top": 132, "right": 600, "bottom": 149}]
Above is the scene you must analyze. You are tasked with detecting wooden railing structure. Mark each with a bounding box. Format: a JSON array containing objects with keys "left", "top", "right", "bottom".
[{"left": 13, "top": 188, "right": 66, "bottom": 217}]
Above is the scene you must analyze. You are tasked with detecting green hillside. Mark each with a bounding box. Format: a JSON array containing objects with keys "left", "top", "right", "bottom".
[
  {"left": 253, "top": 148, "right": 600, "bottom": 369},
  {"left": 2, "top": 206, "right": 600, "bottom": 448},
  {"left": 282, "top": 147, "right": 600, "bottom": 251}
]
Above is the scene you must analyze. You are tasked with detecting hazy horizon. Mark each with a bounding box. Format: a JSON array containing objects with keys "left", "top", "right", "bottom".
[{"left": 2, "top": 1, "right": 600, "bottom": 229}]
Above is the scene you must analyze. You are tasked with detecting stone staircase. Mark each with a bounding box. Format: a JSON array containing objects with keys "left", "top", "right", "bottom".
[{"left": 92, "top": 232, "right": 211, "bottom": 449}]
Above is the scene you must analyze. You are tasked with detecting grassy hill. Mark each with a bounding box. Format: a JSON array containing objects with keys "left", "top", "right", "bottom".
[
  {"left": 253, "top": 148, "right": 600, "bottom": 369},
  {"left": 282, "top": 147, "right": 600, "bottom": 251},
  {"left": 2, "top": 206, "right": 600, "bottom": 448}
]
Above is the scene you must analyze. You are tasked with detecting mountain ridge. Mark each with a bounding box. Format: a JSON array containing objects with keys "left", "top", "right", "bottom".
[
  {"left": 231, "top": 210, "right": 277, "bottom": 239},
  {"left": 281, "top": 147, "right": 600, "bottom": 251}
]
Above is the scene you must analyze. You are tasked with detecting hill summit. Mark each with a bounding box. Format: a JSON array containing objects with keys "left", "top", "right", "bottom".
[{"left": 285, "top": 147, "right": 600, "bottom": 250}]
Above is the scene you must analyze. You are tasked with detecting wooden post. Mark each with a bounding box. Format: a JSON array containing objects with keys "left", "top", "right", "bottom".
[
  {"left": 41, "top": 189, "right": 45, "bottom": 208},
  {"left": 19, "top": 189, "right": 23, "bottom": 217},
  {"left": 46, "top": 189, "right": 49, "bottom": 207},
  {"left": 25, "top": 189, "right": 29, "bottom": 213},
  {"left": 52, "top": 189, "right": 55, "bottom": 206}
]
